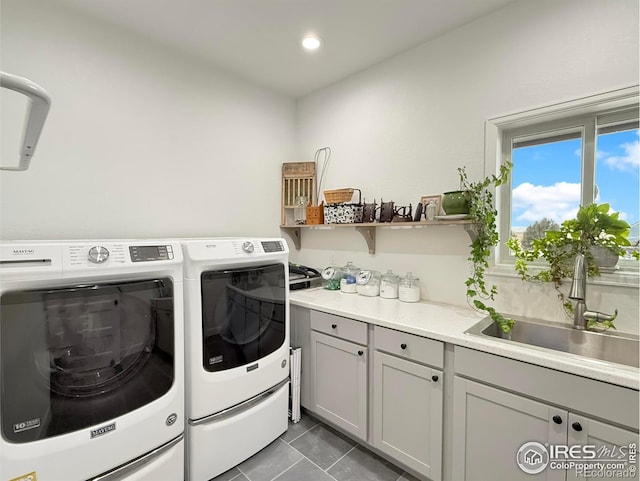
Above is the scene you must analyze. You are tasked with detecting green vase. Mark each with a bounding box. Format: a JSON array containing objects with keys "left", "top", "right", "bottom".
[{"left": 441, "top": 191, "right": 470, "bottom": 215}]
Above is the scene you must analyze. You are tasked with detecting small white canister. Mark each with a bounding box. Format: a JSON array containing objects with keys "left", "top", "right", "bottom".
[
  {"left": 356, "top": 270, "right": 381, "bottom": 297},
  {"left": 399, "top": 272, "right": 420, "bottom": 303},
  {"left": 380, "top": 270, "right": 399, "bottom": 299}
]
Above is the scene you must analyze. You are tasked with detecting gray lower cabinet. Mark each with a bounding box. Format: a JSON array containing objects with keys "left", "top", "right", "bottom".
[
  {"left": 309, "top": 316, "right": 368, "bottom": 440},
  {"left": 291, "top": 304, "right": 312, "bottom": 408},
  {"left": 372, "top": 350, "right": 443, "bottom": 480},
  {"left": 453, "top": 346, "right": 639, "bottom": 481},
  {"left": 452, "top": 376, "right": 566, "bottom": 481},
  {"left": 566, "top": 414, "right": 638, "bottom": 481}
]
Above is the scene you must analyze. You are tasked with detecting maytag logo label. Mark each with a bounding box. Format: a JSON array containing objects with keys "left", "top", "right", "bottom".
[
  {"left": 12, "top": 249, "right": 35, "bottom": 256},
  {"left": 91, "top": 422, "right": 116, "bottom": 439}
]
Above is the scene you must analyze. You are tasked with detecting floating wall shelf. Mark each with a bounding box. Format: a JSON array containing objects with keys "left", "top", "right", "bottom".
[{"left": 280, "top": 220, "right": 476, "bottom": 255}]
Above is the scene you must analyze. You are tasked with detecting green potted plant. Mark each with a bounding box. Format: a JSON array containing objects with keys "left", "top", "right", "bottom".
[
  {"left": 506, "top": 202, "right": 638, "bottom": 329},
  {"left": 457, "top": 161, "right": 515, "bottom": 334}
]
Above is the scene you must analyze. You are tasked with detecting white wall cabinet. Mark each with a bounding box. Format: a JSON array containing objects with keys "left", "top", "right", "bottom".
[
  {"left": 372, "top": 325, "right": 444, "bottom": 480},
  {"left": 309, "top": 311, "right": 368, "bottom": 441}
]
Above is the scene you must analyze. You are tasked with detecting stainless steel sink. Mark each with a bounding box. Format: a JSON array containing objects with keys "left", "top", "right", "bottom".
[{"left": 465, "top": 316, "right": 640, "bottom": 368}]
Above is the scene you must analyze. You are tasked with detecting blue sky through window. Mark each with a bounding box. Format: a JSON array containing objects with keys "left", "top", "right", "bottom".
[{"left": 511, "top": 129, "right": 639, "bottom": 234}]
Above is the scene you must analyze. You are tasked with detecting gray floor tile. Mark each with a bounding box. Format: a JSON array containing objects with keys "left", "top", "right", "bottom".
[
  {"left": 280, "top": 413, "right": 319, "bottom": 443},
  {"left": 237, "top": 438, "right": 303, "bottom": 481},
  {"left": 328, "top": 445, "right": 403, "bottom": 481},
  {"left": 231, "top": 474, "right": 249, "bottom": 481},
  {"left": 290, "top": 423, "right": 356, "bottom": 470},
  {"left": 273, "top": 458, "right": 336, "bottom": 481},
  {"left": 396, "top": 472, "right": 421, "bottom": 481},
  {"left": 209, "top": 466, "right": 241, "bottom": 481}
]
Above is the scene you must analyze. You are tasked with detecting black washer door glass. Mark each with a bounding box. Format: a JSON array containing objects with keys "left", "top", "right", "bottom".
[
  {"left": 201, "top": 263, "right": 286, "bottom": 372},
  {"left": 1, "top": 278, "right": 175, "bottom": 443}
]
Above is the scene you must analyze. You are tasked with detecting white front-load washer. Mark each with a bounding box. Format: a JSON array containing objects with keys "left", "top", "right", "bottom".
[
  {"left": 0, "top": 240, "right": 185, "bottom": 481},
  {"left": 182, "top": 238, "right": 290, "bottom": 481}
]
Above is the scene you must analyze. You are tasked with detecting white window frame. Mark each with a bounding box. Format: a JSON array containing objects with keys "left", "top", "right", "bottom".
[{"left": 484, "top": 85, "right": 639, "bottom": 282}]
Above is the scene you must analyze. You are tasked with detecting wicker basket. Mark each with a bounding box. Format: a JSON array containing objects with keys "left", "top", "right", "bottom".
[{"left": 324, "top": 188, "right": 358, "bottom": 204}]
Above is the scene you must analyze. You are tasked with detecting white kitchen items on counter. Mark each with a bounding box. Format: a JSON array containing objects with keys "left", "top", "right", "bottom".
[
  {"left": 356, "top": 270, "right": 381, "bottom": 297},
  {"left": 321, "top": 265, "right": 343, "bottom": 290},
  {"left": 399, "top": 272, "right": 421, "bottom": 302},
  {"left": 340, "top": 261, "right": 360, "bottom": 293},
  {"left": 380, "top": 269, "right": 400, "bottom": 299}
]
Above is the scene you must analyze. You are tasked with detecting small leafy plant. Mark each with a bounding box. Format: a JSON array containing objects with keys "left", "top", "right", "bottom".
[
  {"left": 506, "top": 203, "right": 637, "bottom": 330},
  {"left": 459, "top": 161, "right": 514, "bottom": 334}
]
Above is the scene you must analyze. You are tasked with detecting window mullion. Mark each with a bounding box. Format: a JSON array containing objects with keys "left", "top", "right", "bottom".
[{"left": 582, "top": 117, "right": 596, "bottom": 206}]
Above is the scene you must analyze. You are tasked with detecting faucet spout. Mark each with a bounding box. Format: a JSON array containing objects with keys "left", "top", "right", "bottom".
[
  {"left": 568, "top": 253, "right": 586, "bottom": 301},
  {"left": 568, "top": 253, "right": 617, "bottom": 330}
]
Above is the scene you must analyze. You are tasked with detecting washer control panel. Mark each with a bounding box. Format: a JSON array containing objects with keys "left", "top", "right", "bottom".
[
  {"left": 88, "top": 246, "right": 110, "bottom": 264},
  {"left": 261, "top": 240, "right": 284, "bottom": 253},
  {"left": 129, "top": 245, "right": 174, "bottom": 262},
  {"left": 241, "top": 241, "right": 255, "bottom": 254},
  {"left": 223, "top": 239, "right": 287, "bottom": 257}
]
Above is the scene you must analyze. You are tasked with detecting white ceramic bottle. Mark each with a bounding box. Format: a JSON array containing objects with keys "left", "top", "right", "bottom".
[{"left": 425, "top": 200, "right": 437, "bottom": 221}]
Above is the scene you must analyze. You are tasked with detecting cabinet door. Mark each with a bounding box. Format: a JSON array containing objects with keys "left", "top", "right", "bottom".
[
  {"left": 310, "top": 330, "right": 367, "bottom": 440},
  {"left": 566, "top": 413, "right": 639, "bottom": 481},
  {"left": 452, "top": 377, "right": 566, "bottom": 481},
  {"left": 372, "top": 351, "right": 443, "bottom": 480},
  {"left": 291, "top": 305, "right": 312, "bottom": 409}
]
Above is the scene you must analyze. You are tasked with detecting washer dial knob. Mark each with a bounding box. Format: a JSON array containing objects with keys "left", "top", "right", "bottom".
[
  {"left": 88, "top": 246, "right": 110, "bottom": 264},
  {"left": 241, "top": 241, "right": 255, "bottom": 254}
]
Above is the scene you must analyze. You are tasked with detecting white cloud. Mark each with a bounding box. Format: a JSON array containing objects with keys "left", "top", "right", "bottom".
[
  {"left": 599, "top": 136, "right": 639, "bottom": 172},
  {"left": 512, "top": 181, "right": 581, "bottom": 225}
]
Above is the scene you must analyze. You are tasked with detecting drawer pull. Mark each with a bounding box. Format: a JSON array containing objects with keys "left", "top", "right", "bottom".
[
  {"left": 572, "top": 422, "right": 583, "bottom": 432},
  {"left": 552, "top": 415, "right": 563, "bottom": 425},
  {"left": 357, "top": 350, "right": 364, "bottom": 356},
  {"left": 331, "top": 324, "right": 337, "bottom": 329},
  {"left": 431, "top": 375, "right": 439, "bottom": 382},
  {"left": 400, "top": 343, "right": 407, "bottom": 350}
]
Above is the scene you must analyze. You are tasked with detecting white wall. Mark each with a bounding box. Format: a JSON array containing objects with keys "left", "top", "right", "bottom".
[
  {"left": 2, "top": 0, "right": 637, "bottom": 333},
  {"left": 0, "top": 0, "right": 296, "bottom": 240},
  {"left": 293, "top": 0, "right": 640, "bottom": 333}
]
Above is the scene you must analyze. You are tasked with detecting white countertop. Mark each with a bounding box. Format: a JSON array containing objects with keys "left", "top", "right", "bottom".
[{"left": 290, "top": 287, "right": 640, "bottom": 390}]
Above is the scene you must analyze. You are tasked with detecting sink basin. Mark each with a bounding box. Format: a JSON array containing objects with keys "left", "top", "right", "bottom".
[{"left": 465, "top": 316, "right": 640, "bottom": 368}]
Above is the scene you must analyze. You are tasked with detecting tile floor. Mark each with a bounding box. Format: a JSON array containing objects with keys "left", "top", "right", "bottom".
[{"left": 210, "top": 412, "right": 421, "bottom": 481}]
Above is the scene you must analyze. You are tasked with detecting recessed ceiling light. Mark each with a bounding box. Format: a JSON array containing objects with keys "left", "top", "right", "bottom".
[{"left": 302, "top": 35, "right": 321, "bottom": 51}]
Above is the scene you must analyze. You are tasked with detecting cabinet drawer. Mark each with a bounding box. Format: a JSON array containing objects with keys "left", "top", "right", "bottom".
[
  {"left": 310, "top": 310, "right": 368, "bottom": 346},
  {"left": 374, "top": 326, "right": 443, "bottom": 368}
]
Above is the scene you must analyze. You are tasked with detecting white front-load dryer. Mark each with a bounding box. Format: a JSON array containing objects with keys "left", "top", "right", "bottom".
[
  {"left": 182, "top": 238, "right": 290, "bottom": 481},
  {"left": 0, "top": 240, "right": 185, "bottom": 481}
]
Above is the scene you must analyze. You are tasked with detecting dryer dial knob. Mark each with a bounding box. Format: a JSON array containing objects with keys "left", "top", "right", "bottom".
[
  {"left": 88, "top": 246, "right": 110, "bottom": 264},
  {"left": 241, "top": 241, "right": 255, "bottom": 254}
]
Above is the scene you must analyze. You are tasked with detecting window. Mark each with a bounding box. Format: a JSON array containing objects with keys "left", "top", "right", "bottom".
[{"left": 486, "top": 86, "right": 639, "bottom": 270}]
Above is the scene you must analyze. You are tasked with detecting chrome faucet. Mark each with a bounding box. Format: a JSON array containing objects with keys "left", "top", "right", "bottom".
[{"left": 568, "top": 253, "right": 617, "bottom": 329}]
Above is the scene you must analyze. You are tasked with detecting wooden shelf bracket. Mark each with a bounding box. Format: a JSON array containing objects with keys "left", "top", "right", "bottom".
[
  {"left": 355, "top": 226, "right": 376, "bottom": 255},
  {"left": 281, "top": 226, "right": 301, "bottom": 250}
]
